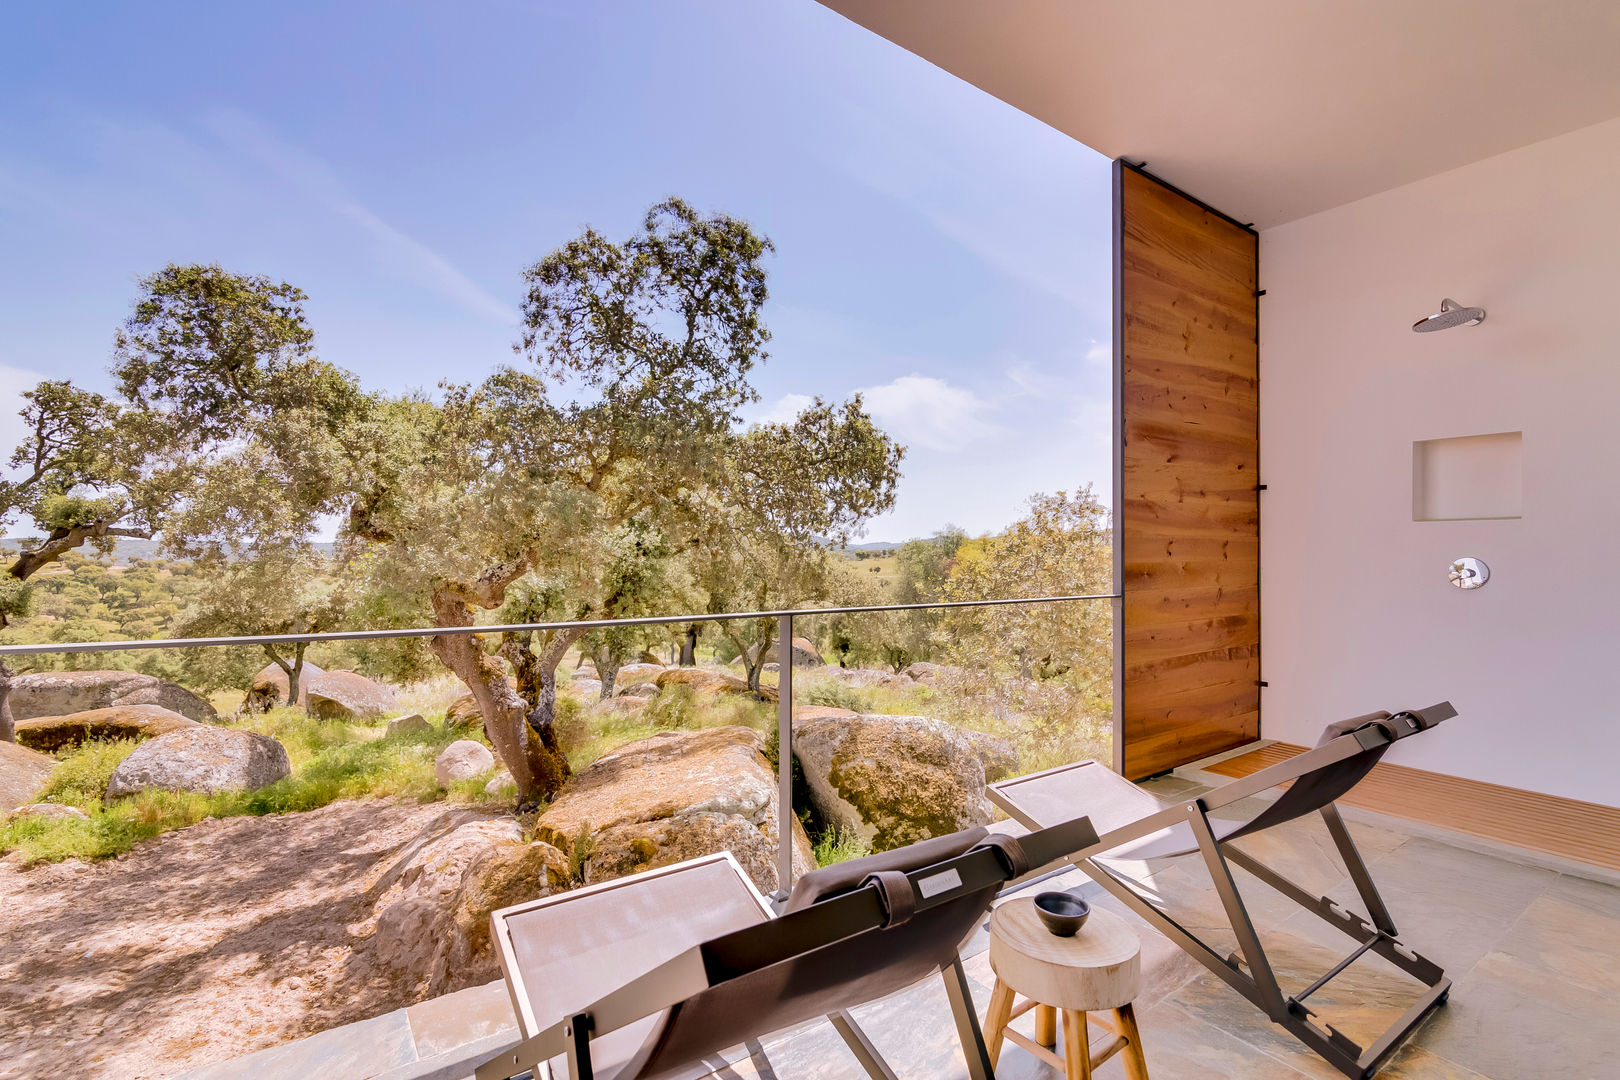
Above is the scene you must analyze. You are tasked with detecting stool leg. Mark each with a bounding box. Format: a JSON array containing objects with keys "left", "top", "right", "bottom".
[
  {"left": 982, "top": 978, "right": 1015, "bottom": 1067},
  {"left": 1113, "top": 1002, "right": 1149, "bottom": 1080},
  {"left": 1034, "top": 1003, "right": 1057, "bottom": 1047},
  {"left": 1061, "top": 1009, "right": 1092, "bottom": 1080}
]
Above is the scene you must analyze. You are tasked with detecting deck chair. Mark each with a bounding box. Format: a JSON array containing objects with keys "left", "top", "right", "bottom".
[
  {"left": 476, "top": 813, "right": 1099, "bottom": 1080},
  {"left": 988, "top": 703, "right": 1457, "bottom": 1080}
]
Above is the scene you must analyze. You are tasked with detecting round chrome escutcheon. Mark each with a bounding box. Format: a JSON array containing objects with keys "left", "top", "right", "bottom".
[{"left": 1448, "top": 557, "right": 1489, "bottom": 590}]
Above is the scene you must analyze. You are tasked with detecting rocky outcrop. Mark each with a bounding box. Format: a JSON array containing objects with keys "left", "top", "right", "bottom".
[
  {"left": 245, "top": 661, "right": 327, "bottom": 711},
  {"left": 739, "top": 637, "right": 824, "bottom": 669},
  {"left": 961, "top": 729, "right": 1020, "bottom": 782},
  {"left": 614, "top": 662, "right": 664, "bottom": 686},
  {"left": 14, "top": 705, "right": 201, "bottom": 753},
  {"left": 536, "top": 726, "right": 811, "bottom": 893},
  {"left": 8, "top": 802, "right": 87, "bottom": 822},
  {"left": 435, "top": 740, "right": 496, "bottom": 785},
  {"left": 902, "top": 661, "right": 966, "bottom": 684},
  {"left": 307, "top": 670, "right": 399, "bottom": 720},
  {"left": 0, "top": 740, "right": 55, "bottom": 816},
  {"left": 366, "top": 817, "right": 572, "bottom": 996},
  {"left": 386, "top": 714, "right": 432, "bottom": 738},
  {"left": 11, "top": 670, "right": 218, "bottom": 725},
  {"left": 444, "top": 693, "right": 482, "bottom": 728},
  {"left": 567, "top": 679, "right": 603, "bottom": 699},
  {"left": 792, "top": 713, "right": 993, "bottom": 851},
  {"left": 591, "top": 697, "right": 647, "bottom": 718},
  {"left": 825, "top": 667, "right": 915, "bottom": 691},
  {"left": 106, "top": 727, "right": 291, "bottom": 798},
  {"left": 792, "top": 705, "right": 858, "bottom": 722},
  {"left": 617, "top": 682, "right": 660, "bottom": 699},
  {"left": 654, "top": 667, "right": 778, "bottom": 703}
]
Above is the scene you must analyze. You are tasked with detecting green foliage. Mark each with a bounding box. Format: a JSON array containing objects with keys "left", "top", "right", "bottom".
[
  {"left": 38, "top": 738, "right": 142, "bottom": 804},
  {"left": 0, "top": 552, "right": 212, "bottom": 682},
  {"left": 0, "top": 710, "right": 496, "bottom": 865},
  {"left": 643, "top": 684, "right": 703, "bottom": 730},
  {"left": 0, "top": 575, "right": 33, "bottom": 620},
  {"left": 801, "top": 680, "right": 870, "bottom": 713},
  {"left": 568, "top": 824, "right": 596, "bottom": 884},
  {"left": 2, "top": 265, "right": 370, "bottom": 608},
  {"left": 812, "top": 827, "right": 872, "bottom": 867},
  {"left": 36, "top": 493, "right": 122, "bottom": 535}
]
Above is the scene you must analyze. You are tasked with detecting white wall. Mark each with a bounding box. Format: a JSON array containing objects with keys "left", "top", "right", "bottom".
[{"left": 1259, "top": 115, "right": 1620, "bottom": 804}]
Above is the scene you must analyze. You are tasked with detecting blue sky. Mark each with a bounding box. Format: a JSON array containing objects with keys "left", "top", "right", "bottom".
[{"left": 0, "top": 0, "right": 1112, "bottom": 542}]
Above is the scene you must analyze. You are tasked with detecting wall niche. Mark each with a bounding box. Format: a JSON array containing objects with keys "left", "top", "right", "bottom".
[{"left": 1412, "top": 431, "right": 1523, "bottom": 521}]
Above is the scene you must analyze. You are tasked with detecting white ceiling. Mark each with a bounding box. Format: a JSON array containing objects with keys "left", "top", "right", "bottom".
[{"left": 818, "top": 0, "right": 1620, "bottom": 228}]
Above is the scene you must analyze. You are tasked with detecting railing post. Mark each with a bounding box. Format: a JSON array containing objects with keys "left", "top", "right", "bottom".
[{"left": 777, "top": 612, "right": 794, "bottom": 894}]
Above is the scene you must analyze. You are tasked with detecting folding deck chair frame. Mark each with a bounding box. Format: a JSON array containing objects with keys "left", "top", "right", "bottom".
[
  {"left": 481, "top": 852, "right": 905, "bottom": 1080},
  {"left": 478, "top": 817, "right": 1099, "bottom": 1080},
  {"left": 989, "top": 704, "right": 1458, "bottom": 1080}
]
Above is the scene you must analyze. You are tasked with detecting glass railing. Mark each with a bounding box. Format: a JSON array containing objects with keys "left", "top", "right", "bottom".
[{"left": 0, "top": 592, "right": 1118, "bottom": 893}]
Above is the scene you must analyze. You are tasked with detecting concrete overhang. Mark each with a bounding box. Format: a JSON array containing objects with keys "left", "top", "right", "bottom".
[{"left": 818, "top": 0, "right": 1620, "bottom": 226}]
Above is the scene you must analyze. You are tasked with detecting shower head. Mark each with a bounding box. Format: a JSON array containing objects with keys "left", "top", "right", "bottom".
[{"left": 1413, "top": 298, "right": 1486, "bottom": 332}]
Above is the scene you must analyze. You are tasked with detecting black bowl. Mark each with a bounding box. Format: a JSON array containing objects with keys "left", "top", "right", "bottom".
[{"left": 1033, "top": 891, "right": 1091, "bottom": 937}]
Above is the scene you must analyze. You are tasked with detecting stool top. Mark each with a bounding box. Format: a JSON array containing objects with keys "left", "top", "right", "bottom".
[{"left": 987, "top": 899, "right": 1141, "bottom": 1011}]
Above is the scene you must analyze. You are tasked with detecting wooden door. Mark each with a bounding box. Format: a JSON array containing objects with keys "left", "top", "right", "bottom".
[{"left": 1113, "top": 162, "right": 1260, "bottom": 780}]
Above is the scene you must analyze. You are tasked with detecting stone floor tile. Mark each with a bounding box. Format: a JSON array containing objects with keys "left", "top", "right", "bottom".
[
  {"left": 1088, "top": 999, "right": 1314, "bottom": 1079},
  {"left": 1308, "top": 835, "right": 1557, "bottom": 973},
  {"left": 1165, "top": 927, "right": 1426, "bottom": 1079},
  {"left": 1377, "top": 1042, "right": 1492, "bottom": 1080},
  {"left": 1422, "top": 948, "right": 1620, "bottom": 1080},
  {"left": 1488, "top": 877, "right": 1620, "bottom": 995}
]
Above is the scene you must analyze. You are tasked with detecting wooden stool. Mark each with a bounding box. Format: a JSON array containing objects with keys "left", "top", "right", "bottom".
[{"left": 983, "top": 899, "right": 1149, "bottom": 1079}]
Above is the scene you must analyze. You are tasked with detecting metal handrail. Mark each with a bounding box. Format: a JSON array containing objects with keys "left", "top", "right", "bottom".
[
  {"left": 0, "top": 592, "right": 1118, "bottom": 656},
  {"left": 0, "top": 590, "right": 1118, "bottom": 892}
]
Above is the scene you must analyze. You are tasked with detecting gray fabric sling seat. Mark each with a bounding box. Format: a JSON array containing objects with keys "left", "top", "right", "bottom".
[
  {"left": 478, "top": 813, "right": 1099, "bottom": 1080},
  {"left": 988, "top": 702, "right": 1457, "bottom": 1080}
]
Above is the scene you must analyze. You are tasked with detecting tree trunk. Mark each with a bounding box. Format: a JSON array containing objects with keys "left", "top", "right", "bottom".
[
  {"left": 503, "top": 625, "right": 590, "bottom": 786},
  {"left": 592, "top": 645, "right": 621, "bottom": 701},
  {"left": 430, "top": 587, "right": 561, "bottom": 806},
  {"left": 0, "top": 661, "right": 14, "bottom": 743},
  {"left": 288, "top": 643, "right": 307, "bottom": 709},
  {"left": 6, "top": 520, "right": 150, "bottom": 590},
  {"left": 679, "top": 624, "right": 698, "bottom": 666},
  {"left": 725, "top": 620, "right": 773, "bottom": 695},
  {"left": 265, "top": 648, "right": 293, "bottom": 713},
  {"left": 270, "top": 641, "right": 311, "bottom": 709}
]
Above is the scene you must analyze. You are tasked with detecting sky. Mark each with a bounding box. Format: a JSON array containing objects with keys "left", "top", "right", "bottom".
[{"left": 0, "top": 0, "right": 1113, "bottom": 544}]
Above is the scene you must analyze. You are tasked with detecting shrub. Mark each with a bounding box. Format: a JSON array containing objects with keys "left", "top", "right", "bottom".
[
  {"left": 801, "top": 680, "right": 869, "bottom": 713},
  {"left": 0, "top": 709, "right": 503, "bottom": 865},
  {"left": 643, "top": 685, "right": 701, "bottom": 730},
  {"left": 38, "top": 738, "right": 141, "bottom": 804},
  {"left": 812, "top": 827, "right": 871, "bottom": 867}
]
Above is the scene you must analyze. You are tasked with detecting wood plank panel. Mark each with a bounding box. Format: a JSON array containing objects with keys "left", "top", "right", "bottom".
[
  {"left": 1206, "top": 744, "right": 1620, "bottom": 873},
  {"left": 1116, "top": 162, "right": 1260, "bottom": 780}
]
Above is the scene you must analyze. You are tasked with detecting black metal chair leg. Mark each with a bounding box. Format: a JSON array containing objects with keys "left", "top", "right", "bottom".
[{"left": 942, "top": 958, "right": 997, "bottom": 1080}]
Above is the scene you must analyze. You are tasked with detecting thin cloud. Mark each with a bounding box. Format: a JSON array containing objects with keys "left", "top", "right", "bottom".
[
  {"left": 746, "top": 392, "right": 816, "bottom": 426},
  {"left": 201, "top": 108, "right": 520, "bottom": 325},
  {"left": 857, "top": 374, "right": 995, "bottom": 452}
]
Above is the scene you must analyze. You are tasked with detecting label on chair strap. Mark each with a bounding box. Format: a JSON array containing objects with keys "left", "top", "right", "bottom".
[{"left": 917, "top": 868, "right": 963, "bottom": 898}]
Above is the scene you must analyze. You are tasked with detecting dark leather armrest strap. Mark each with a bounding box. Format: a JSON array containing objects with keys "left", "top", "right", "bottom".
[
  {"left": 861, "top": 870, "right": 916, "bottom": 927},
  {"left": 977, "top": 833, "right": 1031, "bottom": 879}
]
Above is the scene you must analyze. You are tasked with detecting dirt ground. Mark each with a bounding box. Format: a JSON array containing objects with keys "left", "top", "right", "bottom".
[{"left": 0, "top": 798, "right": 500, "bottom": 1080}]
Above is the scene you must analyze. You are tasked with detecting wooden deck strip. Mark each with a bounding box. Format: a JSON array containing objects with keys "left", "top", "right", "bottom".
[{"left": 1205, "top": 743, "right": 1620, "bottom": 872}]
